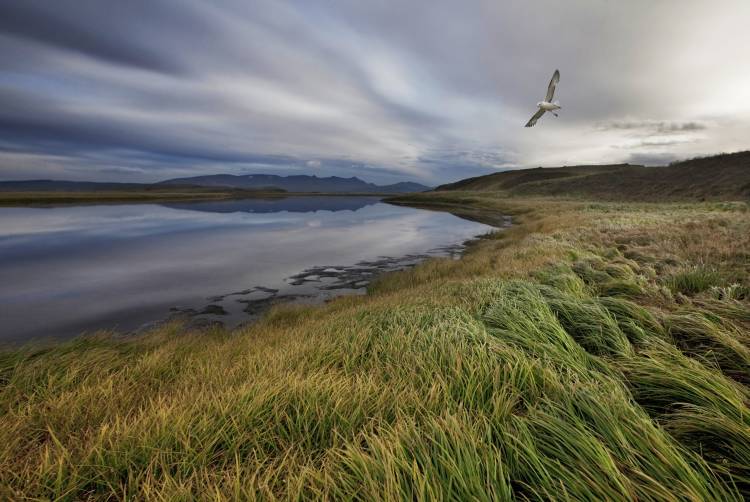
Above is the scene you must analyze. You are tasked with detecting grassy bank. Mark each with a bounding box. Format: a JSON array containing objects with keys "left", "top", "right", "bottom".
[{"left": 1, "top": 192, "right": 749, "bottom": 500}]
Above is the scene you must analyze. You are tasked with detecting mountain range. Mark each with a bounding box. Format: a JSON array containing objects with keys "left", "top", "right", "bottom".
[
  {"left": 0, "top": 175, "right": 431, "bottom": 194},
  {"left": 158, "top": 174, "right": 430, "bottom": 193}
]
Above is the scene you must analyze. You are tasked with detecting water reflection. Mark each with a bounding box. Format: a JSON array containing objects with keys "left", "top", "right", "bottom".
[
  {"left": 0, "top": 197, "right": 494, "bottom": 343},
  {"left": 161, "top": 195, "right": 381, "bottom": 214}
]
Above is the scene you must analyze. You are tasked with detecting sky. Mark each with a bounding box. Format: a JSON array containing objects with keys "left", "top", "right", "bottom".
[{"left": 1, "top": 1, "right": 749, "bottom": 185}]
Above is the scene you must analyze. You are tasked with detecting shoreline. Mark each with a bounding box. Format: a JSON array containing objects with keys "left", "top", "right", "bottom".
[
  {"left": 130, "top": 205, "right": 510, "bottom": 338},
  {"left": 0, "top": 190, "right": 419, "bottom": 206},
  {"left": 0, "top": 199, "right": 506, "bottom": 345},
  {"left": 385, "top": 197, "right": 512, "bottom": 228},
  {"left": 158, "top": 231, "right": 504, "bottom": 335}
]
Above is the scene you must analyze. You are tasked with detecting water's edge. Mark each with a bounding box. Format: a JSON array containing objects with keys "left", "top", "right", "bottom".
[{"left": 137, "top": 206, "right": 511, "bottom": 335}]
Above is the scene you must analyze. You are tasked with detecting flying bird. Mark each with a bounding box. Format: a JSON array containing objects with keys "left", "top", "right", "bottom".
[{"left": 525, "top": 69, "right": 561, "bottom": 127}]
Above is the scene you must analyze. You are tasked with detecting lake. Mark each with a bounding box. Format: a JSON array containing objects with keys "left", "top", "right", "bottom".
[{"left": 0, "top": 196, "right": 498, "bottom": 343}]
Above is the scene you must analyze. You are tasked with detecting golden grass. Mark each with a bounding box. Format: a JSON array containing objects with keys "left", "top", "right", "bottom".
[{"left": 1, "top": 194, "right": 749, "bottom": 500}]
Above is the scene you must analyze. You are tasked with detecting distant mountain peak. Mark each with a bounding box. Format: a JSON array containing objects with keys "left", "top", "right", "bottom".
[
  {"left": 157, "top": 173, "right": 431, "bottom": 194},
  {"left": 0, "top": 174, "right": 432, "bottom": 195}
]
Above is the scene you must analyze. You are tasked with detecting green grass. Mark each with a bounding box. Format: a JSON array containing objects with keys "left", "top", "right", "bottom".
[
  {"left": 666, "top": 266, "right": 724, "bottom": 296},
  {"left": 1, "top": 195, "right": 749, "bottom": 499}
]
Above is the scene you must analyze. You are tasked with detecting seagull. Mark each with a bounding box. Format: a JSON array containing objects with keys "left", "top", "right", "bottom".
[{"left": 524, "top": 69, "right": 561, "bottom": 127}]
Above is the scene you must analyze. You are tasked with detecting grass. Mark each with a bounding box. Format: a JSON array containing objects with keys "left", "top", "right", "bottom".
[
  {"left": 1, "top": 193, "right": 749, "bottom": 500},
  {"left": 666, "top": 266, "right": 724, "bottom": 295}
]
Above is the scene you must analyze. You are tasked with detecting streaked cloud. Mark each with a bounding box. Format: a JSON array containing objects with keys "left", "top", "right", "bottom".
[
  {"left": 1, "top": 0, "right": 749, "bottom": 184},
  {"left": 599, "top": 121, "right": 707, "bottom": 134}
]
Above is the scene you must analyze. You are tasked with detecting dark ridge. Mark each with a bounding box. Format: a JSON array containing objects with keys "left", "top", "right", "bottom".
[
  {"left": 158, "top": 174, "right": 431, "bottom": 194},
  {"left": 0, "top": 176, "right": 431, "bottom": 195},
  {"left": 436, "top": 151, "right": 750, "bottom": 201}
]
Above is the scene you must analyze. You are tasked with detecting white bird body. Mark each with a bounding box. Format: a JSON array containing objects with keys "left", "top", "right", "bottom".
[
  {"left": 537, "top": 101, "right": 560, "bottom": 112},
  {"left": 525, "top": 70, "right": 561, "bottom": 127}
]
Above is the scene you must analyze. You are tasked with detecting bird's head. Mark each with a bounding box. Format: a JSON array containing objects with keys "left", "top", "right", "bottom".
[{"left": 536, "top": 101, "right": 543, "bottom": 108}]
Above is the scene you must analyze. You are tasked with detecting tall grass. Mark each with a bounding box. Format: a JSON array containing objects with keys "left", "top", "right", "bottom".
[
  {"left": 1, "top": 196, "right": 749, "bottom": 499},
  {"left": 667, "top": 266, "right": 724, "bottom": 295}
]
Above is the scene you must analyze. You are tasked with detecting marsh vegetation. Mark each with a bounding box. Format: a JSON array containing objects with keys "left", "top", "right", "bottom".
[{"left": 1, "top": 193, "right": 749, "bottom": 500}]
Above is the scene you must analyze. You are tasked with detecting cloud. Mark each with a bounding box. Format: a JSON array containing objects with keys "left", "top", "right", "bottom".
[
  {"left": 637, "top": 137, "right": 696, "bottom": 147},
  {"left": 0, "top": 1, "right": 197, "bottom": 74},
  {"left": 1, "top": 1, "right": 750, "bottom": 183},
  {"left": 609, "top": 136, "right": 699, "bottom": 150},
  {"left": 626, "top": 152, "right": 682, "bottom": 166},
  {"left": 598, "top": 120, "right": 707, "bottom": 134}
]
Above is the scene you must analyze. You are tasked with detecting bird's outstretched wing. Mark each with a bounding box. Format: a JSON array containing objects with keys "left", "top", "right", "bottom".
[
  {"left": 545, "top": 69, "right": 560, "bottom": 102},
  {"left": 525, "top": 108, "right": 546, "bottom": 127}
]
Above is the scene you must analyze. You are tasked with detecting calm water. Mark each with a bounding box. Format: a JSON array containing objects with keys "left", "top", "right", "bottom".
[{"left": 0, "top": 196, "right": 495, "bottom": 343}]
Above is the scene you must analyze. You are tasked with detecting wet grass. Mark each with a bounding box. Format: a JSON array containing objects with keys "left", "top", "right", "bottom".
[{"left": 1, "top": 194, "right": 749, "bottom": 500}]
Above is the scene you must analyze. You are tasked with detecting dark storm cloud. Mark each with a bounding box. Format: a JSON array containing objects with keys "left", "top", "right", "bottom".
[
  {"left": 0, "top": 1, "right": 199, "bottom": 74},
  {"left": 1, "top": 1, "right": 749, "bottom": 183},
  {"left": 0, "top": 88, "right": 282, "bottom": 165}
]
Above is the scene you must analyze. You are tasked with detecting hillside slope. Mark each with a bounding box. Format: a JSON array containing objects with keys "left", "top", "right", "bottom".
[{"left": 437, "top": 151, "right": 750, "bottom": 200}]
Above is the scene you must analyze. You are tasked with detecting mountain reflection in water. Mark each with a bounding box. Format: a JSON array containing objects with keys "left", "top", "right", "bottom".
[{"left": 161, "top": 196, "right": 381, "bottom": 214}]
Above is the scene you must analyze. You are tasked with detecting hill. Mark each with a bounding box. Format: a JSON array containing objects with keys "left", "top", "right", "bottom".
[
  {"left": 159, "top": 174, "right": 431, "bottom": 193},
  {"left": 437, "top": 151, "right": 750, "bottom": 200}
]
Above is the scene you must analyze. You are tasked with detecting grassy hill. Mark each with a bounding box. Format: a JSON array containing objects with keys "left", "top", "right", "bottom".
[
  {"left": 437, "top": 151, "right": 750, "bottom": 201},
  {"left": 1, "top": 164, "right": 750, "bottom": 498}
]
